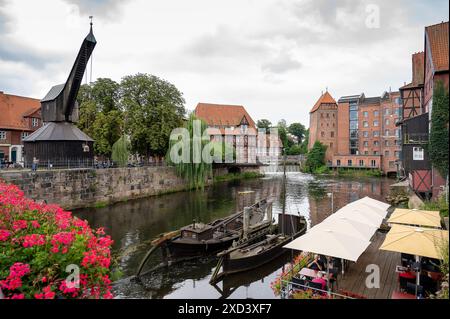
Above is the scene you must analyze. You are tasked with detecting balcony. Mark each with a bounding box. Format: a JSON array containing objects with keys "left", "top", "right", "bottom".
[{"left": 403, "top": 133, "right": 429, "bottom": 145}]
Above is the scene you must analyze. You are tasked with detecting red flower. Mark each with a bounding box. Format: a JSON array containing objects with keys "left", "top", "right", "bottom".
[
  {"left": 0, "top": 229, "right": 10, "bottom": 242},
  {"left": 22, "top": 234, "right": 46, "bottom": 248},
  {"left": 12, "top": 220, "right": 28, "bottom": 231},
  {"left": 31, "top": 221, "right": 41, "bottom": 229}
]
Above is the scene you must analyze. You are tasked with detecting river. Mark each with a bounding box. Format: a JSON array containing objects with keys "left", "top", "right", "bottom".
[{"left": 74, "top": 172, "right": 394, "bottom": 299}]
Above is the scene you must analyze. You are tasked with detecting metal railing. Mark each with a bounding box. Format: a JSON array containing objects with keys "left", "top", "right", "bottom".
[
  {"left": 280, "top": 279, "right": 355, "bottom": 299},
  {"left": 403, "top": 133, "right": 429, "bottom": 145}
]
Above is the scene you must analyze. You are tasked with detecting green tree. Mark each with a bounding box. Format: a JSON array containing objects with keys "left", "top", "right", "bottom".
[
  {"left": 111, "top": 135, "right": 130, "bottom": 167},
  {"left": 304, "top": 141, "right": 327, "bottom": 173},
  {"left": 300, "top": 129, "right": 310, "bottom": 154},
  {"left": 288, "top": 123, "right": 306, "bottom": 143},
  {"left": 429, "top": 80, "right": 449, "bottom": 178},
  {"left": 121, "top": 73, "right": 186, "bottom": 158},
  {"left": 166, "top": 114, "right": 212, "bottom": 190},
  {"left": 77, "top": 79, "right": 124, "bottom": 158},
  {"left": 287, "top": 144, "right": 302, "bottom": 156},
  {"left": 257, "top": 119, "right": 272, "bottom": 131},
  {"left": 91, "top": 78, "right": 120, "bottom": 113}
]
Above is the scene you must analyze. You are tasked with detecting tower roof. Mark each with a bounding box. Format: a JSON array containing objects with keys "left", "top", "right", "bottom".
[{"left": 310, "top": 91, "right": 337, "bottom": 113}]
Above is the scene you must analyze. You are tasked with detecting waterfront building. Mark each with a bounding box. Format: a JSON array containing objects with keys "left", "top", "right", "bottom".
[
  {"left": 399, "top": 21, "right": 448, "bottom": 199},
  {"left": 194, "top": 103, "right": 260, "bottom": 164},
  {"left": 0, "top": 91, "right": 42, "bottom": 165},
  {"left": 308, "top": 91, "right": 338, "bottom": 163},
  {"left": 308, "top": 91, "right": 402, "bottom": 175}
]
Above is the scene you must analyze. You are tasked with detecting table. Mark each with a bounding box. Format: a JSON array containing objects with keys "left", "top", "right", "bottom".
[
  {"left": 391, "top": 291, "right": 417, "bottom": 300},
  {"left": 299, "top": 268, "right": 330, "bottom": 280}
]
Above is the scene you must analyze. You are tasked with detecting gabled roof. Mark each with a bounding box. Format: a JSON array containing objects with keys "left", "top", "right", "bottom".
[
  {"left": 23, "top": 122, "right": 94, "bottom": 142},
  {"left": 194, "top": 103, "right": 256, "bottom": 128},
  {"left": 310, "top": 91, "right": 337, "bottom": 113},
  {"left": 0, "top": 92, "right": 41, "bottom": 131},
  {"left": 425, "top": 21, "right": 449, "bottom": 72}
]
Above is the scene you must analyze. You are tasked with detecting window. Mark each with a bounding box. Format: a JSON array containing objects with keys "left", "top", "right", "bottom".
[
  {"left": 363, "top": 131, "right": 369, "bottom": 138},
  {"left": 363, "top": 121, "right": 369, "bottom": 128},
  {"left": 359, "top": 160, "right": 364, "bottom": 167},
  {"left": 348, "top": 160, "right": 353, "bottom": 167},
  {"left": 337, "top": 160, "right": 341, "bottom": 167},
  {"left": 373, "top": 120, "right": 379, "bottom": 127},
  {"left": 330, "top": 143, "right": 334, "bottom": 148},
  {"left": 32, "top": 118, "right": 39, "bottom": 127},
  {"left": 331, "top": 132, "right": 335, "bottom": 138},
  {"left": 385, "top": 119, "right": 390, "bottom": 126},
  {"left": 0, "top": 131, "right": 6, "bottom": 140},
  {"left": 374, "top": 111, "right": 379, "bottom": 117},
  {"left": 385, "top": 141, "right": 389, "bottom": 147},
  {"left": 363, "top": 141, "right": 369, "bottom": 147},
  {"left": 385, "top": 151, "right": 390, "bottom": 157},
  {"left": 371, "top": 160, "right": 377, "bottom": 167},
  {"left": 321, "top": 132, "right": 325, "bottom": 138},
  {"left": 326, "top": 113, "right": 330, "bottom": 118},
  {"left": 395, "top": 98, "right": 401, "bottom": 105},
  {"left": 389, "top": 161, "right": 396, "bottom": 168},
  {"left": 364, "top": 151, "right": 369, "bottom": 155},
  {"left": 395, "top": 129, "right": 401, "bottom": 138},
  {"left": 350, "top": 111, "right": 358, "bottom": 120},
  {"left": 350, "top": 121, "right": 358, "bottom": 130},
  {"left": 384, "top": 109, "right": 390, "bottom": 116},
  {"left": 374, "top": 141, "right": 380, "bottom": 146},
  {"left": 413, "top": 148, "right": 423, "bottom": 161},
  {"left": 21, "top": 132, "right": 29, "bottom": 140},
  {"left": 350, "top": 130, "right": 358, "bottom": 139},
  {"left": 363, "top": 112, "right": 369, "bottom": 118},
  {"left": 385, "top": 130, "right": 390, "bottom": 137},
  {"left": 374, "top": 151, "right": 379, "bottom": 155},
  {"left": 321, "top": 114, "right": 324, "bottom": 118},
  {"left": 373, "top": 131, "right": 380, "bottom": 137}
]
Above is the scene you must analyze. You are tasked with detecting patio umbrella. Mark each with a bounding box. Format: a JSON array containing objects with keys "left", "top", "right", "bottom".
[
  {"left": 332, "top": 206, "right": 384, "bottom": 228},
  {"left": 359, "top": 197, "right": 391, "bottom": 212},
  {"left": 317, "top": 214, "right": 379, "bottom": 241},
  {"left": 346, "top": 200, "right": 390, "bottom": 219},
  {"left": 380, "top": 224, "right": 449, "bottom": 297},
  {"left": 387, "top": 209, "right": 442, "bottom": 229},
  {"left": 380, "top": 224, "right": 448, "bottom": 260},
  {"left": 284, "top": 228, "right": 371, "bottom": 262}
]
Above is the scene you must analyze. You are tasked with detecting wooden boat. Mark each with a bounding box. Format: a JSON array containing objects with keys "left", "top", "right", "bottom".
[
  {"left": 211, "top": 214, "right": 307, "bottom": 279},
  {"left": 136, "top": 199, "right": 273, "bottom": 277},
  {"left": 167, "top": 199, "right": 273, "bottom": 257}
]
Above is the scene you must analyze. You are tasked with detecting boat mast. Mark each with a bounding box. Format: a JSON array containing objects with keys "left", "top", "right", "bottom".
[{"left": 281, "top": 148, "right": 287, "bottom": 235}]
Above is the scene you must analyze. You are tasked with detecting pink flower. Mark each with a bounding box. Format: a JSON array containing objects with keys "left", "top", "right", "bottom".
[
  {"left": 10, "top": 263, "right": 31, "bottom": 278},
  {"left": 12, "top": 220, "right": 28, "bottom": 231},
  {"left": 35, "top": 286, "right": 56, "bottom": 299},
  {"left": 0, "top": 229, "right": 10, "bottom": 242},
  {"left": 11, "top": 293, "right": 25, "bottom": 299},
  {"left": 22, "top": 234, "right": 46, "bottom": 248},
  {"left": 31, "top": 221, "right": 41, "bottom": 229}
]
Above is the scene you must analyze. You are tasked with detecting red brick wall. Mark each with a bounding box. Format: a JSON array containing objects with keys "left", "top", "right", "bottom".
[
  {"left": 358, "top": 102, "right": 381, "bottom": 157},
  {"left": 337, "top": 102, "right": 349, "bottom": 155},
  {"left": 331, "top": 155, "right": 382, "bottom": 170},
  {"left": 380, "top": 92, "right": 402, "bottom": 174}
]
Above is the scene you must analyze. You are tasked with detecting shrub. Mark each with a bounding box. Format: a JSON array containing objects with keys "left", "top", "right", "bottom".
[
  {"left": 271, "top": 253, "right": 312, "bottom": 296},
  {"left": 0, "top": 181, "right": 114, "bottom": 299}
]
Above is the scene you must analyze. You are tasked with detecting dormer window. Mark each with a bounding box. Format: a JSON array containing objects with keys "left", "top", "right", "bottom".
[
  {"left": 22, "top": 132, "right": 29, "bottom": 140},
  {"left": 32, "top": 118, "right": 40, "bottom": 127},
  {"left": 241, "top": 125, "right": 248, "bottom": 134}
]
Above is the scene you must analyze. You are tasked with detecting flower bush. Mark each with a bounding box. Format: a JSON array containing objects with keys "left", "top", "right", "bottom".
[
  {"left": 0, "top": 181, "right": 114, "bottom": 299},
  {"left": 270, "top": 253, "right": 312, "bottom": 296}
]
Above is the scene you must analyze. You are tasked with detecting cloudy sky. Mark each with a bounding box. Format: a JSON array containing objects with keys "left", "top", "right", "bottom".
[{"left": 0, "top": 0, "right": 448, "bottom": 127}]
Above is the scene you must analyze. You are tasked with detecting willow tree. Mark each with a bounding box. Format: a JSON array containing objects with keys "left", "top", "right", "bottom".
[
  {"left": 167, "top": 114, "right": 213, "bottom": 190},
  {"left": 112, "top": 135, "right": 130, "bottom": 167}
]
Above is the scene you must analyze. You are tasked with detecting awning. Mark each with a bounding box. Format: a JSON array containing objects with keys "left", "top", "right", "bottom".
[
  {"left": 387, "top": 209, "right": 442, "bottom": 228},
  {"left": 380, "top": 224, "right": 449, "bottom": 260},
  {"left": 284, "top": 228, "right": 372, "bottom": 262}
]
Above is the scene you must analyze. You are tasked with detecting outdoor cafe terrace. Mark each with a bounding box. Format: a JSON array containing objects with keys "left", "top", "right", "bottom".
[{"left": 279, "top": 198, "right": 448, "bottom": 300}]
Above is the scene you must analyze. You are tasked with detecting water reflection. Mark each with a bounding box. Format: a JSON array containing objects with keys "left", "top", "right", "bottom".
[{"left": 74, "top": 173, "right": 393, "bottom": 299}]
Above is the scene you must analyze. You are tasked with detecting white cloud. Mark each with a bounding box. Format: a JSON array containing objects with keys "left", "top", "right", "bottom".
[{"left": 0, "top": 0, "right": 448, "bottom": 126}]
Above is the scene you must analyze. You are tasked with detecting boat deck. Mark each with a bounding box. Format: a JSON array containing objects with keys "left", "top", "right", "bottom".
[{"left": 337, "top": 232, "right": 401, "bottom": 299}]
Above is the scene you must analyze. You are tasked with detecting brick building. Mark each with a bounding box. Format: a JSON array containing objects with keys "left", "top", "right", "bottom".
[
  {"left": 309, "top": 91, "right": 402, "bottom": 175},
  {"left": 194, "top": 103, "right": 260, "bottom": 164},
  {"left": 0, "top": 91, "right": 42, "bottom": 165},
  {"left": 399, "top": 21, "right": 449, "bottom": 198},
  {"left": 308, "top": 91, "right": 338, "bottom": 162}
]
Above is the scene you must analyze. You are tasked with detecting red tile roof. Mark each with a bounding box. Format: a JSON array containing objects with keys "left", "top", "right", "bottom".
[
  {"left": 0, "top": 92, "right": 41, "bottom": 131},
  {"left": 425, "top": 21, "right": 449, "bottom": 72},
  {"left": 194, "top": 103, "right": 256, "bottom": 129},
  {"left": 310, "top": 91, "right": 337, "bottom": 113}
]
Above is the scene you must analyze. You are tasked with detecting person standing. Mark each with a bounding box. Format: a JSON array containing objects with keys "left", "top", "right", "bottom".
[{"left": 32, "top": 157, "right": 39, "bottom": 172}]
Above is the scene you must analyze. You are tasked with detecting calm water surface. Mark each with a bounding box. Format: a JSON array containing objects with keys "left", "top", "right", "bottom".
[{"left": 74, "top": 172, "right": 394, "bottom": 299}]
